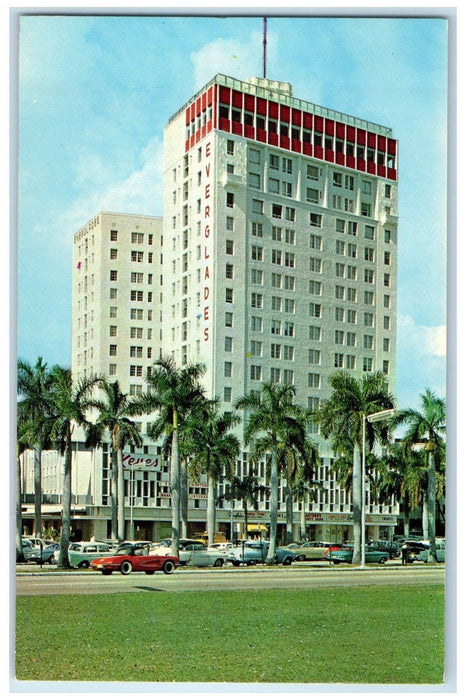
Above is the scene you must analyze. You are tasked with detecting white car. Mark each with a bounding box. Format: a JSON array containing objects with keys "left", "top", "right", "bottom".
[
  {"left": 54, "top": 541, "right": 113, "bottom": 568},
  {"left": 415, "top": 539, "right": 445, "bottom": 562},
  {"left": 153, "top": 539, "right": 226, "bottom": 567}
]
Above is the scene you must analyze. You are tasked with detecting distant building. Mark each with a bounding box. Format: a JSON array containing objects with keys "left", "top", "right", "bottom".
[{"left": 20, "top": 74, "right": 399, "bottom": 543}]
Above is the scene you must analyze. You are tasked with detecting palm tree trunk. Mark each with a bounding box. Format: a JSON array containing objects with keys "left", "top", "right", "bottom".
[
  {"left": 427, "top": 450, "right": 437, "bottom": 562},
  {"left": 33, "top": 445, "right": 42, "bottom": 537},
  {"left": 422, "top": 491, "right": 428, "bottom": 539},
  {"left": 16, "top": 452, "right": 24, "bottom": 562},
  {"left": 243, "top": 498, "right": 248, "bottom": 540},
  {"left": 180, "top": 458, "right": 188, "bottom": 539},
  {"left": 171, "top": 410, "right": 180, "bottom": 558},
  {"left": 117, "top": 448, "right": 125, "bottom": 541},
  {"left": 266, "top": 446, "right": 279, "bottom": 563},
  {"left": 300, "top": 498, "right": 306, "bottom": 541},
  {"left": 111, "top": 450, "right": 118, "bottom": 541},
  {"left": 58, "top": 436, "right": 72, "bottom": 568},
  {"left": 352, "top": 441, "right": 362, "bottom": 565},
  {"left": 402, "top": 497, "right": 410, "bottom": 538},
  {"left": 207, "top": 473, "right": 216, "bottom": 547},
  {"left": 285, "top": 481, "right": 294, "bottom": 544}
]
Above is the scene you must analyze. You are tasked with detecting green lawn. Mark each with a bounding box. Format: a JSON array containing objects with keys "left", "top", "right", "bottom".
[{"left": 15, "top": 584, "right": 444, "bottom": 685}]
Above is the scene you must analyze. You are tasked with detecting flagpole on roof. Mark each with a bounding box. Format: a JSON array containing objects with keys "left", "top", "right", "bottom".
[{"left": 263, "top": 17, "right": 267, "bottom": 79}]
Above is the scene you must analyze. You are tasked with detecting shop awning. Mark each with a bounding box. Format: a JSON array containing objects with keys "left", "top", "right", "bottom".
[{"left": 247, "top": 524, "right": 268, "bottom": 532}]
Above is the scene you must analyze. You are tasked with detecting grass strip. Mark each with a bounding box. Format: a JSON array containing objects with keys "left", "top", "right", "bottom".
[{"left": 15, "top": 584, "right": 444, "bottom": 684}]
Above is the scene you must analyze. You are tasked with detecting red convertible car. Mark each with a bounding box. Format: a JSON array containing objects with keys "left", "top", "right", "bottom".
[{"left": 90, "top": 543, "right": 179, "bottom": 575}]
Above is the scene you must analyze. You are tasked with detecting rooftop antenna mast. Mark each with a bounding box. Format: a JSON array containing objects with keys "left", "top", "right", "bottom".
[{"left": 263, "top": 17, "right": 267, "bottom": 79}]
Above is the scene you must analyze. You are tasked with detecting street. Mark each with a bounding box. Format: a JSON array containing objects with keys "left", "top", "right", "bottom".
[{"left": 16, "top": 562, "right": 445, "bottom": 596}]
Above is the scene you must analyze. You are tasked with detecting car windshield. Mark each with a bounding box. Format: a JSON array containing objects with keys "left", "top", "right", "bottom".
[{"left": 115, "top": 546, "right": 134, "bottom": 555}]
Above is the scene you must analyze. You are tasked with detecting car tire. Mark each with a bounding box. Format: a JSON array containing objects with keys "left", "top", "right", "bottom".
[
  {"left": 213, "top": 558, "right": 224, "bottom": 567},
  {"left": 247, "top": 560, "right": 257, "bottom": 566},
  {"left": 282, "top": 557, "right": 292, "bottom": 566},
  {"left": 379, "top": 556, "right": 387, "bottom": 565},
  {"left": 78, "top": 560, "right": 90, "bottom": 568},
  {"left": 120, "top": 560, "right": 133, "bottom": 575},
  {"left": 162, "top": 560, "right": 175, "bottom": 575},
  {"left": 232, "top": 561, "right": 240, "bottom": 567}
]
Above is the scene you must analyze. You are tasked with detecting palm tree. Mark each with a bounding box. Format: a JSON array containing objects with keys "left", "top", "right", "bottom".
[
  {"left": 17, "top": 357, "right": 54, "bottom": 538},
  {"left": 48, "top": 366, "right": 101, "bottom": 568},
  {"left": 381, "top": 442, "right": 426, "bottom": 537},
  {"left": 136, "top": 356, "right": 206, "bottom": 557},
  {"left": 235, "top": 382, "right": 306, "bottom": 563},
  {"left": 184, "top": 400, "right": 240, "bottom": 547},
  {"left": 394, "top": 389, "right": 446, "bottom": 562},
  {"left": 220, "top": 475, "right": 268, "bottom": 540},
  {"left": 16, "top": 428, "right": 29, "bottom": 562},
  {"left": 88, "top": 380, "right": 143, "bottom": 541},
  {"left": 313, "top": 371, "right": 395, "bottom": 565}
]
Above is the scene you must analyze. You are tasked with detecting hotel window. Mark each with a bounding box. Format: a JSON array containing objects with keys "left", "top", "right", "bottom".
[
  {"left": 385, "top": 184, "right": 392, "bottom": 198},
  {"left": 251, "top": 269, "right": 263, "bottom": 285},
  {"left": 335, "top": 285, "right": 345, "bottom": 300},
  {"left": 271, "top": 320, "right": 281, "bottom": 335},
  {"left": 225, "top": 263, "right": 234, "bottom": 279},
  {"left": 310, "top": 258, "right": 322, "bottom": 273},
  {"left": 310, "top": 213, "right": 322, "bottom": 227},
  {"left": 365, "top": 225, "right": 375, "bottom": 240},
  {"left": 225, "top": 288, "right": 233, "bottom": 304},
  {"left": 364, "top": 313, "right": 374, "bottom": 327},
  {"left": 251, "top": 341, "right": 263, "bottom": 356},
  {"left": 226, "top": 192, "right": 234, "bottom": 208},
  {"left": 384, "top": 316, "right": 391, "bottom": 330},
  {"left": 131, "top": 251, "right": 144, "bottom": 263},
  {"left": 130, "top": 346, "right": 143, "bottom": 358},
  {"left": 283, "top": 345, "right": 294, "bottom": 361},
  {"left": 271, "top": 273, "right": 282, "bottom": 288},
  {"left": 109, "top": 364, "right": 117, "bottom": 376},
  {"left": 336, "top": 241, "right": 345, "bottom": 255},
  {"left": 129, "top": 385, "right": 143, "bottom": 396},
  {"left": 227, "top": 139, "right": 234, "bottom": 155},
  {"left": 271, "top": 343, "right": 281, "bottom": 359},
  {"left": 346, "top": 332, "right": 356, "bottom": 347},
  {"left": 309, "top": 326, "right": 321, "bottom": 341},
  {"left": 284, "top": 321, "right": 295, "bottom": 336},
  {"left": 284, "top": 252, "right": 295, "bottom": 268},
  {"left": 347, "top": 221, "right": 357, "bottom": 236},
  {"left": 363, "top": 335, "right": 374, "bottom": 349},
  {"left": 272, "top": 250, "right": 282, "bottom": 265},
  {"left": 109, "top": 306, "right": 117, "bottom": 318},
  {"left": 362, "top": 180, "right": 372, "bottom": 195},
  {"left": 365, "top": 247, "right": 375, "bottom": 262},
  {"left": 363, "top": 358, "right": 373, "bottom": 372},
  {"left": 364, "top": 269, "right": 375, "bottom": 284},
  {"left": 283, "top": 369, "right": 294, "bottom": 384},
  {"left": 285, "top": 299, "right": 296, "bottom": 314},
  {"left": 110, "top": 270, "right": 118, "bottom": 281},
  {"left": 308, "top": 372, "right": 321, "bottom": 388},
  {"left": 333, "top": 172, "right": 342, "bottom": 188},
  {"left": 251, "top": 293, "right": 263, "bottom": 308},
  {"left": 384, "top": 229, "right": 392, "bottom": 243},
  {"left": 110, "top": 230, "right": 118, "bottom": 241},
  {"left": 272, "top": 226, "right": 282, "bottom": 241},
  {"left": 347, "top": 288, "right": 357, "bottom": 302},
  {"left": 249, "top": 148, "right": 260, "bottom": 164},
  {"left": 383, "top": 360, "right": 390, "bottom": 375},
  {"left": 251, "top": 245, "right": 263, "bottom": 261},
  {"left": 225, "top": 312, "right": 233, "bottom": 327},
  {"left": 132, "top": 232, "right": 144, "bottom": 244},
  {"left": 334, "top": 353, "right": 344, "bottom": 368},
  {"left": 384, "top": 294, "right": 391, "bottom": 308},
  {"left": 131, "top": 272, "right": 144, "bottom": 284},
  {"left": 109, "top": 344, "right": 117, "bottom": 356},
  {"left": 271, "top": 296, "right": 282, "bottom": 311},
  {"left": 335, "top": 307, "right": 344, "bottom": 322},
  {"left": 282, "top": 157, "right": 292, "bottom": 173},
  {"left": 252, "top": 199, "right": 264, "bottom": 214},
  {"left": 269, "top": 153, "right": 279, "bottom": 170},
  {"left": 224, "top": 387, "right": 232, "bottom": 403},
  {"left": 345, "top": 175, "right": 354, "bottom": 191},
  {"left": 250, "top": 365, "right": 262, "bottom": 381},
  {"left": 361, "top": 202, "right": 372, "bottom": 217},
  {"left": 110, "top": 249, "right": 118, "bottom": 260},
  {"left": 285, "top": 207, "right": 295, "bottom": 221},
  {"left": 346, "top": 355, "right": 356, "bottom": 370},
  {"left": 109, "top": 325, "right": 117, "bottom": 337},
  {"left": 226, "top": 239, "right": 234, "bottom": 254},
  {"left": 310, "top": 234, "right": 322, "bottom": 250},
  {"left": 347, "top": 309, "right": 357, "bottom": 324},
  {"left": 335, "top": 330, "right": 344, "bottom": 345},
  {"left": 226, "top": 216, "right": 234, "bottom": 231},
  {"left": 383, "top": 338, "right": 390, "bottom": 352},
  {"left": 272, "top": 204, "right": 283, "bottom": 219},
  {"left": 282, "top": 182, "right": 293, "bottom": 198},
  {"left": 336, "top": 219, "right": 345, "bottom": 233},
  {"left": 336, "top": 262, "right": 345, "bottom": 278},
  {"left": 308, "top": 349, "right": 321, "bottom": 364},
  {"left": 347, "top": 266, "right": 357, "bottom": 280},
  {"left": 347, "top": 243, "right": 357, "bottom": 258},
  {"left": 284, "top": 275, "right": 295, "bottom": 291},
  {"left": 224, "top": 361, "right": 232, "bottom": 378},
  {"left": 269, "top": 178, "right": 280, "bottom": 193},
  {"left": 130, "top": 327, "right": 143, "bottom": 339},
  {"left": 364, "top": 291, "right": 374, "bottom": 305},
  {"left": 271, "top": 368, "right": 281, "bottom": 382},
  {"left": 307, "top": 164, "right": 319, "bottom": 180},
  {"left": 344, "top": 198, "right": 354, "bottom": 213},
  {"left": 249, "top": 172, "right": 261, "bottom": 189},
  {"left": 130, "top": 291, "right": 144, "bottom": 301},
  {"left": 225, "top": 337, "right": 233, "bottom": 352},
  {"left": 310, "top": 303, "right": 322, "bottom": 318},
  {"left": 227, "top": 164, "right": 234, "bottom": 175},
  {"left": 251, "top": 316, "right": 263, "bottom": 332},
  {"left": 130, "top": 308, "right": 143, "bottom": 320},
  {"left": 252, "top": 222, "right": 263, "bottom": 237},
  {"left": 384, "top": 251, "right": 391, "bottom": 265},
  {"left": 384, "top": 273, "right": 391, "bottom": 287}
]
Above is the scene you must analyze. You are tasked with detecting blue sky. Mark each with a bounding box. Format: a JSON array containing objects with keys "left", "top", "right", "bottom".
[{"left": 15, "top": 11, "right": 449, "bottom": 411}]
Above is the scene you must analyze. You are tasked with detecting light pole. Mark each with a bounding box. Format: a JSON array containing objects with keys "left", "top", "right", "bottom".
[{"left": 361, "top": 409, "right": 396, "bottom": 568}]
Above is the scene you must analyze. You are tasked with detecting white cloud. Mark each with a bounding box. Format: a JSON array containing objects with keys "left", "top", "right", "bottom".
[{"left": 397, "top": 315, "right": 446, "bottom": 358}]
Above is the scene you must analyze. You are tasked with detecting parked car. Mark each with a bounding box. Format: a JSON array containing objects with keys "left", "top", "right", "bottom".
[
  {"left": 207, "top": 542, "right": 234, "bottom": 554},
  {"left": 413, "top": 539, "right": 445, "bottom": 563},
  {"left": 401, "top": 539, "right": 429, "bottom": 563},
  {"left": 18, "top": 539, "right": 35, "bottom": 562},
  {"left": 153, "top": 539, "right": 226, "bottom": 567},
  {"left": 25, "top": 541, "right": 60, "bottom": 564},
  {"left": 90, "top": 543, "right": 179, "bottom": 575},
  {"left": 287, "top": 541, "right": 340, "bottom": 561},
  {"left": 227, "top": 540, "right": 296, "bottom": 566},
  {"left": 324, "top": 545, "right": 390, "bottom": 564},
  {"left": 368, "top": 540, "right": 400, "bottom": 559},
  {"left": 54, "top": 541, "right": 113, "bottom": 568}
]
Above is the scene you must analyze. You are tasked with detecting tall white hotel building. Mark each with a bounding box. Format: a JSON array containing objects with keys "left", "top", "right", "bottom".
[{"left": 29, "top": 74, "right": 399, "bottom": 543}]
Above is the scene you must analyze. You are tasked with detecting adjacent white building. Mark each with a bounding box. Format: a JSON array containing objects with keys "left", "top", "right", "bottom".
[{"left": 21, "top": 74, "right": 400, "bottom": 544}]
